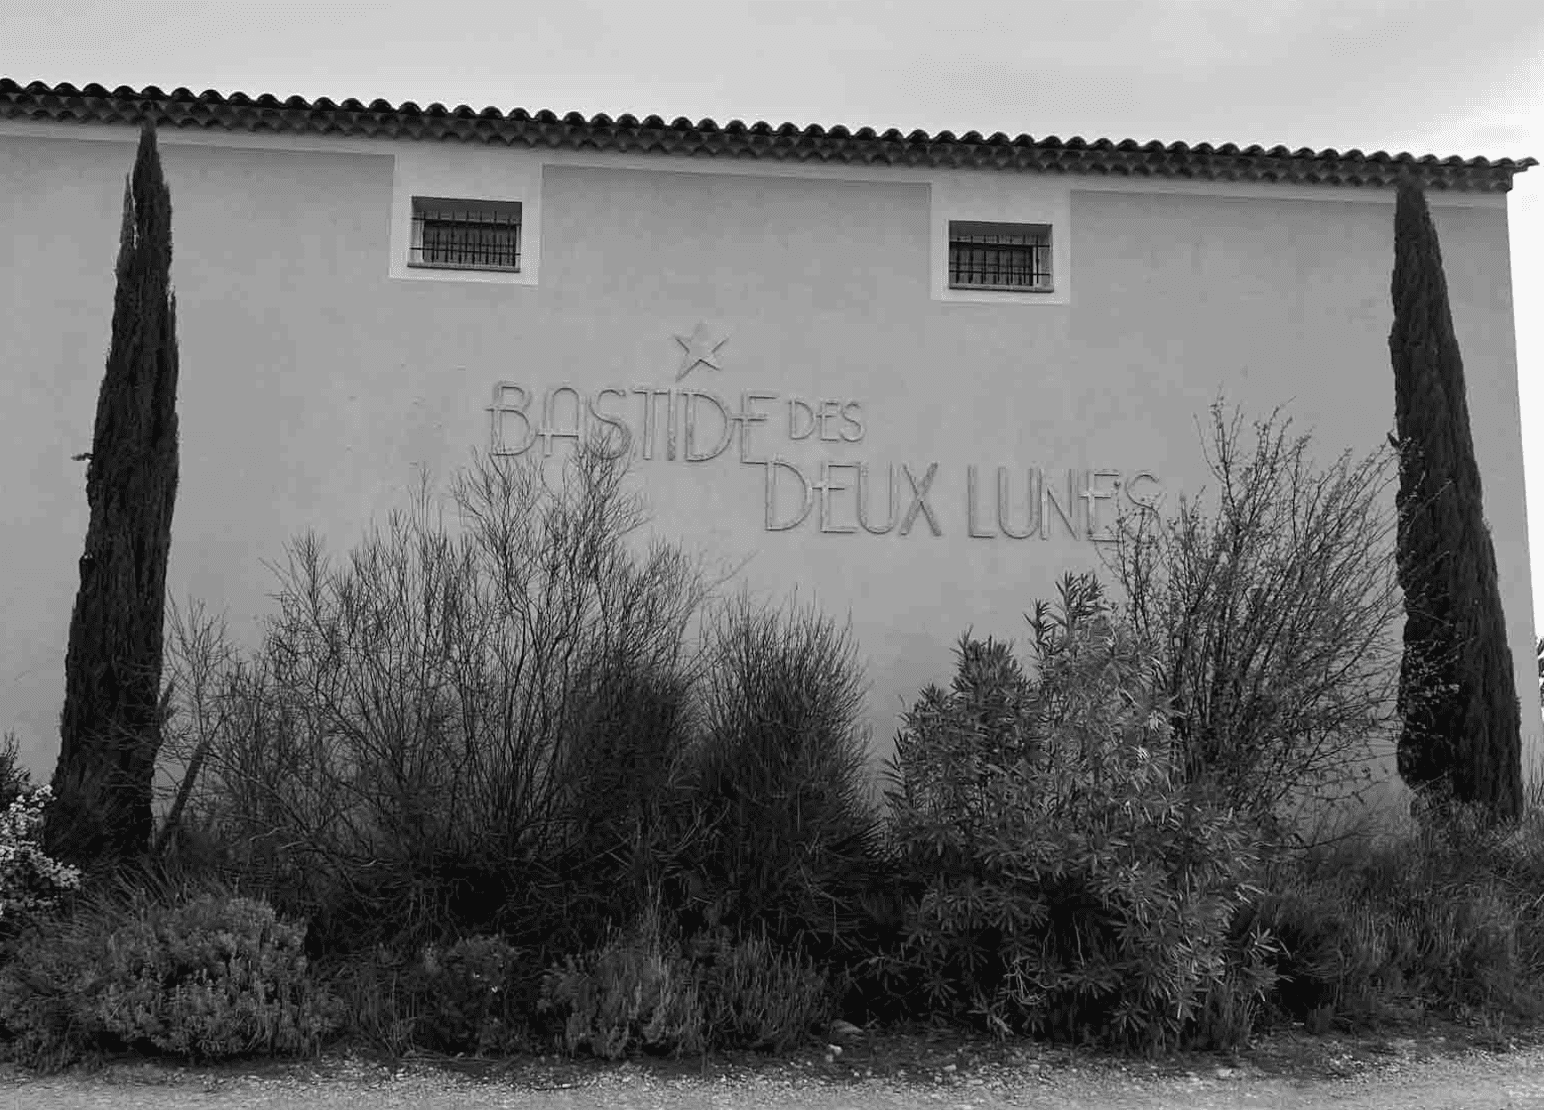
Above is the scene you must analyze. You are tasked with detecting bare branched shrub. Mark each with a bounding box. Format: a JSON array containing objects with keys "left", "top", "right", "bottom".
[
  {"left": 161, "top": 442, "right": 712, "bottom": 953},
  {"left": 1109, "top": 402, "right": 1404, "bottom": 838},
  {"left": 155, "top": 599, "right": 242, "bottom": 859}
]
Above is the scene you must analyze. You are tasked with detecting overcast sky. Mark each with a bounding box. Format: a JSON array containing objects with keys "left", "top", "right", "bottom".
[{"left": 6, "top": 0, "right": 1543, "bottom": 622}]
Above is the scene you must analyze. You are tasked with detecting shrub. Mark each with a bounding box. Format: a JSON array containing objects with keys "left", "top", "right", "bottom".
[
  {"left": 537, "top": 904, "right": 831, "bottom": 1059},
  {"left": 1190, "top": 943, "right": 1283, "bottom": 1051},
  {"left": 1109, "top": 401, "right": 1403, "bottom": 839},
  {"left": 405, "top": 935, "right": 529, "bottom": 1055},
  {"left": 0, "top": 732, "right": 32, "bottom": 814},
  {"left": 541, "top": 644, "right": 700, "bottom": 956},
  {"left": 695, "top": 927, "right": 832, "bottom": 1052},
  {"left": 158, "top": 442, "right": 710, "bottom": 956},
  {"left": 664, "top": 595, "right": 883, "bottom": 967},
  {"left": 0, "top": 889, "right": 339, "bottom": 1066},
  {"left": 154, "top": 438, "right": 893, "bottom": 1016},
  {"left": 320, "top": 948, "right": 422, "bottom": 1058},
  {"left": 153, "top": 599, "right": 242, "bottom": 859},
  {"left": 537, "top": 901, "right": 706, "bottom": 1059},
  {"left": 883, "top": 572, "right": 1275, "bottom": 1051},
  {"left": 0, "top": 783, "right": 82, "bottom": 927},
  {"left": 1240, "top": 811, "right": 1544, "bottom": 1028}
]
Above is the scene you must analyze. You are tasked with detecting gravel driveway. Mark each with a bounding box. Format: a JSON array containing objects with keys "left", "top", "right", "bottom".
[{"left": 5, "top": 1043, "right": 1544, "bottom": 1110}]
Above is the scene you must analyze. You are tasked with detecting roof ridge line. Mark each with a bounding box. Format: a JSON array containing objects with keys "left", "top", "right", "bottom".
[{"left": 1, "top": 79, "right": 1532, "bottom": 191}]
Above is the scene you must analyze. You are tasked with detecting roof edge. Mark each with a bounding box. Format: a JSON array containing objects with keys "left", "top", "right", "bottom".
[{"left": 1, "top": 79, "right": 1534, "bottom": 192}]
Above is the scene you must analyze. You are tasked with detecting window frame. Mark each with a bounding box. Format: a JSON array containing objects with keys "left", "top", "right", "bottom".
[
  {"left": 947, "top": 219, "right": 1053, "bottom": 294},
  {"left": 408, "top": 196, "right": 524, "bottom": 274}
]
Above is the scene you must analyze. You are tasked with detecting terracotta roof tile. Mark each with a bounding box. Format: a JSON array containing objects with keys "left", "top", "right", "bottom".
[{"left": 0, "top": 78, "right": 1533, "bottom": 191}]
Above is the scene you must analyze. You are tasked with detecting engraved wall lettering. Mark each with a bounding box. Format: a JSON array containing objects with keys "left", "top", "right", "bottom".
[
  {"left": 764, "top": 457, "right": 814, "bottom": 531},
  {"left": 735, "top": 392, "right": 776, "bottom": 464},
  {"left": 488, "top": 382, "right": 535, "bottom": 456},
  {"left": 1042, "top": 469, "right": 1080, "bottom": 540},
  {"left": 788, "top": 397, "right": 817, "bottom": 440},
  {"left": 683, "top": 391, "right": 733, "bottom": 462},
  {"left": 857, "top": 463, "right": 897, "bottom": 534},
  {"left": 967, "top": 465, "right": 994, "bottom": 538},
  {"left": 632, "top": 387, "right": 657, "bottom": 460},
  {"left": 1086, "top": 469, "right": 1121, "bottom": 541},
  {"left": 899, "top": 463, "right": 942, "bottom": 537},
  {"left": 840, "top": 401, "right": 865, "bottom": 443},
  {"left": 1126, "top": 470, "right": 1161, "bottom": 513},
  {"left": 997, "top": 466, "right": 1039, "bottom": 539},
  {"left": 483, "top": 379, "right": 1158, "bottom": 542},
  {"left": 818, "top": 400, "right": 845, "bottom": 442},
  {"left": 664, "top": 389, "right": 678, "bottom": 461},
  {"left": 587, "top": 387, "right": 632, "bottom": 459},
  {"left": 816, "top": 461, "right": 859, "bottom": 534},
  {"left": 540, "top": 385, "right": 584, "bottom": 456}
]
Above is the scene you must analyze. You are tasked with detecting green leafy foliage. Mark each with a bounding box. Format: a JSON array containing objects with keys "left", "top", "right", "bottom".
[
  {"left": 404, "top": 935, "right": 529, "bottom": 1055},
  {"left": 0, "top": 783, "right": 81, "bottom": 927},
  {"left": 0, "top": 891, "right": 339, "bottom": 1066},
  {"left": 882, "top": 572, "right": 1275, "bottom": 1051}
]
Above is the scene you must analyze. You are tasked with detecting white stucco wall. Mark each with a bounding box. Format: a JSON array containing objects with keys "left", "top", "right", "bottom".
[{"left": 1, "top": 119, "right": 1534, "bottom": 820}]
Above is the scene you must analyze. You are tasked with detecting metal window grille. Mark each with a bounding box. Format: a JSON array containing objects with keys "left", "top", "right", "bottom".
[
  {"left": 410, "top": 199, "right": 522, "bottom": 272},
  {"left": 948, "top": 224, "right": 1051, "bottom": 291}
]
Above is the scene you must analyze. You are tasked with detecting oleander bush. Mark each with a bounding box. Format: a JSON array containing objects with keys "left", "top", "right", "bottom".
[
  {"left": 880, "top": 572, "right": 1277, "bottom": 1051},
  {"left": 0, "top": 887, "right": 340, "bottom": 1067}
]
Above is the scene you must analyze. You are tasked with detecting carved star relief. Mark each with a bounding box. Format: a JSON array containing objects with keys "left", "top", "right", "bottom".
[{"left": 674, "top": 322, "right": 730, "bottom": 381}]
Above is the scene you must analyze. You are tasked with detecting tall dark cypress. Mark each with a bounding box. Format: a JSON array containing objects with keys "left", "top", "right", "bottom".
[
  {"left": 1389, "top": 180, "right": 1521, "bottom": 822},
  {"left": 47, "top": 121, "right": 180, "bottom": 864}
]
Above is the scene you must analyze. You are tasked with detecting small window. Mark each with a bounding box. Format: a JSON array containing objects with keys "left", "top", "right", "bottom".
[
  {"left": 410, "top": 197, "right": 522, "bottom": 272},
  {"left": 948, "top": 221, "right": 1051, "bottom": 292}
]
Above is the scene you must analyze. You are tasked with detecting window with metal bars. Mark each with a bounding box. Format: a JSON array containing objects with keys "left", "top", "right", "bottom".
[
  {"left": 410, "top": 197, "right": 522, "bottom": 272},
  {"left": 948, "top": 221, "right": 1052, "bottom": 292}
]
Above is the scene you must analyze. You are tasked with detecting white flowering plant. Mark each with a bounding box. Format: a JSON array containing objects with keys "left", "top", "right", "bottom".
[{"left": 0, "top": 785, "right": 82, "bottom": 922}]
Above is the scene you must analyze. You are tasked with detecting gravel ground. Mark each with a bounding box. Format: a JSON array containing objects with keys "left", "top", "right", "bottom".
[{"left": 3, "top": 1042, "right": 1544, "bottom": 1110}]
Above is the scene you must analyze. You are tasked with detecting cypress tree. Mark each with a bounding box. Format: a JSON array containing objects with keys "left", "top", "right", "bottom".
[
  {"left": 47, "top": 121, "right": 180, "bottom": 864},
  {"left": 1389, "top": 180, "right": 1521, "bottom": 822}
]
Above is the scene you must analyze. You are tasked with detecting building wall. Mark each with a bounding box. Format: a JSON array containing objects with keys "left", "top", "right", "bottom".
[{"left": 1, "top": 122, "right": 1534, "bottom": 818}]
